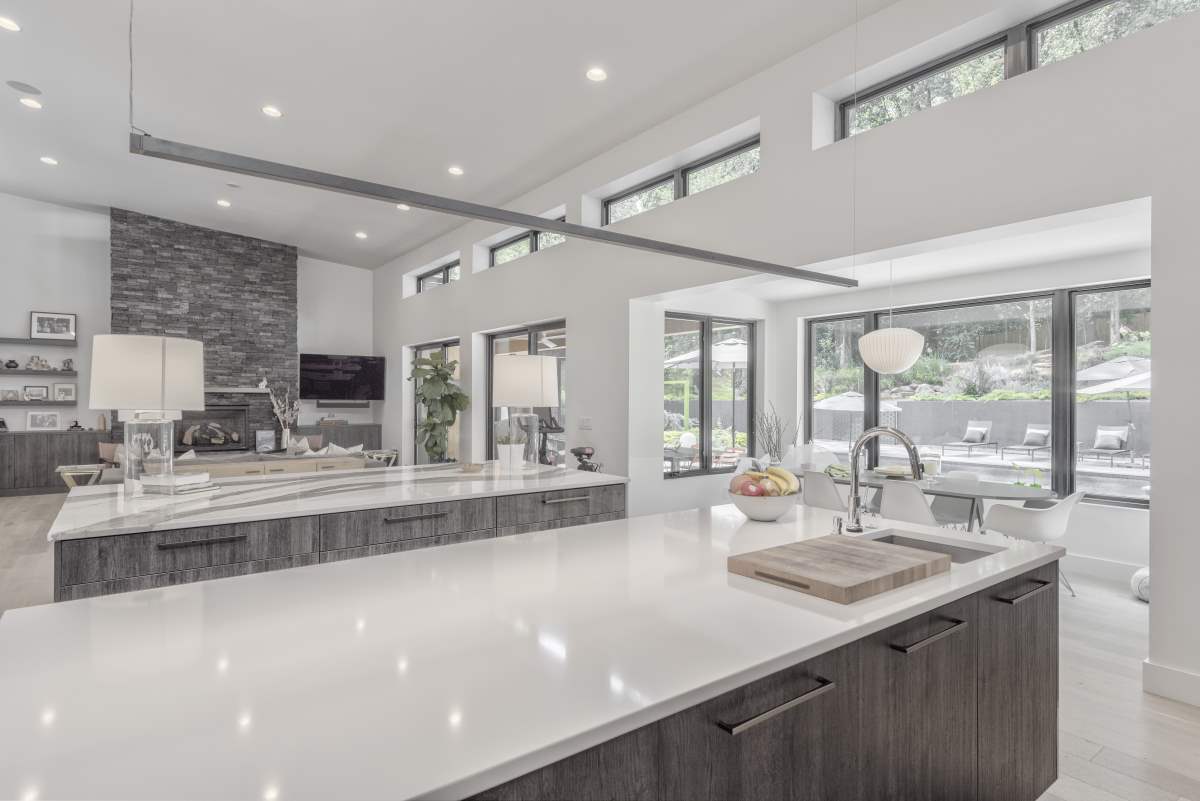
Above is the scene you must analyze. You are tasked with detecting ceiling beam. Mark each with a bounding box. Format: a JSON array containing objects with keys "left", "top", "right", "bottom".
[{"left": 130, "top": 134, "right": 856, "bottom": 288}]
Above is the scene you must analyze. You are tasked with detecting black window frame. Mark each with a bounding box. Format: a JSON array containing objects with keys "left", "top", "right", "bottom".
[
  {"left": 835, "top": 0, "right": 1197, "bottom": 140},
  {"left": 485, "top": 319, "right": 567, "bottom": 460},
  {"left": 664, "top": 312, "right": 757, "bottom": 479},
  {"left": 412, "top": 338, "right": 461, "bottom": 464},
  {"left": 416, "top": 260, "right": 460, "bottom": 293},
  {"left": 803, "top": 279, "right": 1151, "bottom": 508},
  {"left": 601, "top": 137, "right": 761, "bottom": 227},
  {"left": 488, "top": 217, "right": 568, "bottom": 267}
]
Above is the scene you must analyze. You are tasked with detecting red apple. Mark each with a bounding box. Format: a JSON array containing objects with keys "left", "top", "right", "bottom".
[
  {"left": 729, "top": 475, "right": 754, "bottom": 495},
  {"left": 741, "top": 482, "right": 764, "bottom": 497}
]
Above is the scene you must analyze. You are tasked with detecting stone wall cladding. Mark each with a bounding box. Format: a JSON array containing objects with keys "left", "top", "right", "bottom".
[{"left": 109, "top": 209, "right": 298, "bottom": 443}]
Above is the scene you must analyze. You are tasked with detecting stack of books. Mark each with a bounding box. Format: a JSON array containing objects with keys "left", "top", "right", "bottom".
[{"left": 141, "top": 472, "right": 219, "bottom": 497}]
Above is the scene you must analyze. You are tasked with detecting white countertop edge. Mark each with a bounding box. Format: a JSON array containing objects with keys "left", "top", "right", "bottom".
[
  {"left": 47, "top": 469, "right": 630, "bottom": 542},
  {"left": 424, "top": 545, "right": 1065, "bottom": 801}
]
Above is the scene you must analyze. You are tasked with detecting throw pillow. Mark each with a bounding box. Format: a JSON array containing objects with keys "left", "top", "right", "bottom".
[
  {"left": 1022, "top": 430, "right": 1049, "bottom": 447},
  {"left": 962, "top": 427, "right": 987, "bottom": 444},
  {"left": 1094, "top": 432, "right": 1124, "bottom": 450},
  {"left": 313, "top": 446, "right": 330, "bottom": 456},
  {"left": 347, "top": 444, "right": 363, "bottom": 454},
  {"left": 290, "top": 436, "right": 309, "bottom": 453},
  {"left": 326, "top": 442, "right": 350, "bottom": 456},
  {"left": 176, "top": 449, "right": 197, "bottom": 461}
]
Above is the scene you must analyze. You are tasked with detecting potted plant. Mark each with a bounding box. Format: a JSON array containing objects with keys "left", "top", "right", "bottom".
[
  {"left": 408, "top": 351, "right": 470, "bottom": 462},
  {"left": 494, "top": 423, "right": 528, "bottom": 472},
  {"left": 755, "top": 402, "right": 799, "bottom": 465}
]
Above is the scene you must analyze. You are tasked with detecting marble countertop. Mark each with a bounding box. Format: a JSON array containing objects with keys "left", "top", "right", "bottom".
[
  {"left": 2, "top": 503, "right": 1062, "bottom": 801},
  {"left": 47, "top": 464, "right": 629, "bottom": 542}
]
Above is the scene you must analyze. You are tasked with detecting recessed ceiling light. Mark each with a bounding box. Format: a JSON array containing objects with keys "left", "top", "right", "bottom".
[
  {"left": 355, "top": 231, "right": 368, "bottom": 239},
  {"left": 0, "top": 17, "right": 20, "bottom": 32},
  {"left": 217, "top": 199, "right": 232, "bottom": 208},
  {"left": 396, "top": 203, "right": 410, "bottom": 211},
  {"left": 19, "top": 97, "right": 41, "bottom": 109},
  {"left": 6, "top": 80, "right": 41, "bottom": 95},
  {"left": 39, "top": 156, "right": 58, "bottom": 166},
  {"left": 261, "top": 105, "right": 283, "bottom": 118},
  {"left": 447, "top": 165, "right": 464, "bottom": 176},
  {"left": 586, "top": 67, "right": 608, "bottom": 82}
]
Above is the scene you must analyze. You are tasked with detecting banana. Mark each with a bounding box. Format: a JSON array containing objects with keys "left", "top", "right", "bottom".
[{"left": 767, "top": 466, "right": 800, "bottom": 495}]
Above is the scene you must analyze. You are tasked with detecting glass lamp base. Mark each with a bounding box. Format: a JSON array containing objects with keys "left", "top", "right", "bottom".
[{"left": 123, "top": 416, "right": 175, "bottom": 496}]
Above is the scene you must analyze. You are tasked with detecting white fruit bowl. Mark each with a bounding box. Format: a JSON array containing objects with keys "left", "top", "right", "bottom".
[{"left": 729, "top": 491, "right": 796, "bottom": 522}]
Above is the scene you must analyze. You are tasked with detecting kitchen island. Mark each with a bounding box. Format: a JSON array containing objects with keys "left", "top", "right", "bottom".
[
  {"left": 46, "top": 464, "right": 627, "bottom": 601},
  {"left": 3, "top": 503, "right": 1060, "bottom": 800}
]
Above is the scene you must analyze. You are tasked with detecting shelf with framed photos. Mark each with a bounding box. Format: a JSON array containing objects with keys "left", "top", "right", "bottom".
[
  {"left": 0, "top": 369, "right": 78, "bottom": 377},
  {"left": 0, "top": 401, "right": 77, "bottom": 407},
  {"left": 0, "top": 337, "right": 78, "bottom": 348}
]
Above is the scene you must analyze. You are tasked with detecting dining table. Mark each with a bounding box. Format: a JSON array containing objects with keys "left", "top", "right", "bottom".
[{"left": 789, "top": 463, "right": 1055, "bottom": 531}]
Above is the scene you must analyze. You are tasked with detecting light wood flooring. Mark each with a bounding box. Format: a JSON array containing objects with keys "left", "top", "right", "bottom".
[{"left": 0, "top": 495, "right": 1196, "bottom": 799}]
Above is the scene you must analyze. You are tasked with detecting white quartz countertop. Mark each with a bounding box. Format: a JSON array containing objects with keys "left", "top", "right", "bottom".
[
  {"left": 46, "top": 464, "right": 629, "bottom": 541},
  {"left": 3, "top": 504, "right": 1062, "bottom": 801}
]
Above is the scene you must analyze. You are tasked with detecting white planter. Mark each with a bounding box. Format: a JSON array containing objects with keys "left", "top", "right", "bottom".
[{"left": 498, "top": 443, "right": 526, "bottom": 472}]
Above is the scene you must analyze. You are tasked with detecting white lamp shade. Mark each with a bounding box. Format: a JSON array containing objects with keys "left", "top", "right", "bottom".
[
  {"left": 89, "top": 335, "right": 206, "bottom": 413},
  {"left": 858, "top": 327, "right": 925, "bottom": 375},
  {"left": 492, "top": 354, "right": 559, "bottom": 407}
]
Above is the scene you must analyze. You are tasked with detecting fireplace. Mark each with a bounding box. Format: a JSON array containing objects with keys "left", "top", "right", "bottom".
[{"left": 177, "top": 405, "right": 250, "bottom": 453}]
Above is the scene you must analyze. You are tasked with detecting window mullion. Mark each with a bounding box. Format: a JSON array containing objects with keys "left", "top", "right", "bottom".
[
  {"left": 864, "top": 313, "right": 880, "bottom": 469},
  {"left": 1051, "top": 289, "right": 1075, "bottom": 497},
  {"left": 703, "top": 317, "right": 714, "bottom": 470}
]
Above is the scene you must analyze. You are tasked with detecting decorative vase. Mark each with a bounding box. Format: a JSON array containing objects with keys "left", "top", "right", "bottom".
[
  {"left": 281, "top": 427, "right": 291, "bottom": 455},
  {"left": 499, "top": 443, "right": 525, "bottom": 472},
  {"left": 4, "top": 360, "right": 16, "bottom": 369}
]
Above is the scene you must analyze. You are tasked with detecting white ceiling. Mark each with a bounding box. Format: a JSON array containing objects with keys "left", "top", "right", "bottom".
[{"left": 0, "top": 0, "right": 895, "bottom": 268}]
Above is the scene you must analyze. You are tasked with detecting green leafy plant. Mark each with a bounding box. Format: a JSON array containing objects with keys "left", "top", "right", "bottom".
[
  {"left": 495, "top": 423, "right": 528, "bottom": 446},
  {"left": 408, "top": 352, "right": 470, "bottom": 462}
]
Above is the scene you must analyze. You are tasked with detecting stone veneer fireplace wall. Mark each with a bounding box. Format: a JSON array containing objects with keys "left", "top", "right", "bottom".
[{"left": 108, "top": 209, "right": 298, "bottom": 442}]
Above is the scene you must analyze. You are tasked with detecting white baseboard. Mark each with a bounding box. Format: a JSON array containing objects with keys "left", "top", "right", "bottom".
[
  {"left": 1144, "top": 659, "right": 1200, "bottom": 708},
  {"left": 1060, "top": 552, "right": 1141, "bottom": 585}
]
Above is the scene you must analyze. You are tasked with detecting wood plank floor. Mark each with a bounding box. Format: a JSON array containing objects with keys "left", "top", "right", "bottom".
[{"left": 0, "top": 496, "right": 1195, "bottom": 799}]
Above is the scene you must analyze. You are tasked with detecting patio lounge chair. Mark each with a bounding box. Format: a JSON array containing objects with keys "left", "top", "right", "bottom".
[
  {"left": 1077, "top": 425, "right": 1132, "bottom": 467},
  {"left": 1000, "top": 424, "right": 1052, "bottom": 460},
  {"left": 941, "top": 420, "right": 997, "bottom": 457}
]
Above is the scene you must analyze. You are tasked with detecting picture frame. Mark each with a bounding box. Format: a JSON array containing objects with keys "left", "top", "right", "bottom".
[
  {"left": 27, "top": 411, "right": 62, "bottom": 431},
  {"left": 255, "top": 430, "right": 277, "bottom": 454},
  {"left": 23, "top": 385, "right": 49, "bottom": 401},
  {"left": 0, "top": 389, "right": 19, "bottom": 402},
  {"left": 53, "top": 382, "right": 77, "bottom": 402},
  {"left": 30, "top": 311, "right": 77, "bottom": 342}
]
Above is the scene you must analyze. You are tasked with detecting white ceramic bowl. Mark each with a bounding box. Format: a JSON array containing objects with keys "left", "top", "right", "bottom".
[{"left": 729, "top": 491, "right": 796, "bottom": 522}]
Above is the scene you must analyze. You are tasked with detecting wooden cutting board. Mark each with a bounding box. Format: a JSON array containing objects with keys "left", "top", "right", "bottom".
[{"left": 728, "top": 534, "right": 951, "bottom": 604}]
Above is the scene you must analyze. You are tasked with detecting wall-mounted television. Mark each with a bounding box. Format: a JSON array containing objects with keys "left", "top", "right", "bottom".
[{"left": 299, "top": 354, "right": 385, "bottom": 401}]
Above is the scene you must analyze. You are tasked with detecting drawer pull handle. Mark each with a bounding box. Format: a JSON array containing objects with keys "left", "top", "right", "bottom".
[
  {"left": 543, "top": 495, "right": 590, "bottom": 505},
  {"left": 716, "top": 676, "right": 835, "bottom": 736},
  {"left": 244, "top": 470, "right": 261, "bottom": 475},
  {"left": 384, "top": 512, "right": 449, "bottom": 524},
  {"left": 269, "top": 468, "right": 285, "bottom": 473},
  {"left": 157, "top": 534, "right": 247, "bottom": 550},
  {"left": 891, "top": 618, "right": 968, "bottom": 654},
  {"left": 996, "top": 579, "right": 1053, "bottom": 606}
]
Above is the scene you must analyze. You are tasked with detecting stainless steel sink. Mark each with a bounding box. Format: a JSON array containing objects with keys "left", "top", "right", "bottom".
[{"left": 862, "top": 529, "right": 1005, "bottom": 564}]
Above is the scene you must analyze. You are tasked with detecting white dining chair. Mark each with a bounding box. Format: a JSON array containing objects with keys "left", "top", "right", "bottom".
[
  {"left": 802, "top": 471, "right": 845, "bottom": 513},
  {"left": 930, "top": 470, "right": 979, "bottom": 529},
  {"left": 880, "top": 481, "right": 938, "bottom": 527},
  {"left": 981, "top": 491, "right": 1086, "bottom": 596}
]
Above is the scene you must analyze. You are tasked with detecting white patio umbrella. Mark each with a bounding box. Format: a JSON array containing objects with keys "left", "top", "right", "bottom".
[
  {"left": 1076, "top": 355, "right": 1151, "bottom": 383},
  {"left": 664, "top": 338, "right": 748, "bottom": 369},
  {"left": 813, "top": 391, "right": 901, "bottom": 413}
]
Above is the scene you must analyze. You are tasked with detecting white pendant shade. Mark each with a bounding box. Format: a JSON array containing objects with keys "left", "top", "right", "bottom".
[{"left": 858, "top": 327, "right": 924, "bottom": 375}]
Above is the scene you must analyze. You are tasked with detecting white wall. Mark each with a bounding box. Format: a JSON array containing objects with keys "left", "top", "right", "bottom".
[
  {"left": 371, "top": 0, "right": 1200, "bottom": 703},
  {"left": 297, "top": 256, "right": 376, "bottom": 426},
  {"left": 0, "top": 192, "right": 110, "bottom": 432}
]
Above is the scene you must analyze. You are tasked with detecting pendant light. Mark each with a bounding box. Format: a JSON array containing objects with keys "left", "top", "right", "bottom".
[
  {"left": 844, "top": 1, "right": 923, "bottom": 375},
  {"left": 859, "top": 262, "right": 924, "bottom": 374}
]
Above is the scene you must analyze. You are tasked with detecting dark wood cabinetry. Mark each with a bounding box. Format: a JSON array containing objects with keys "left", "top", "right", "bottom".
[
  {"left": 54, "top": 483, "right": 626, "bottom": 600},
  {"left": 474, "top": 564, "right": 1058, "bottom": 801},
  {"left": 0, "top": 431, "right": 109, "bottom": 492}
]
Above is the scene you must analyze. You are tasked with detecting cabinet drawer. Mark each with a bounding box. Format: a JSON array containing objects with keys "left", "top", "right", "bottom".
[
  {"left": 320, "top": 528, "right": 495, "bottom": 564},
  {"left": 56, "top": 553, "right": 319, "bottom": 601},
  {"left": 263, "top": 461, "right": 317, "bottom": 475},
  {"left": 314, "top": 458, "right": 364, "bottom": 473},
  {"left": 495, "top": 484, "right": 625, "bottom": 527},
  {"left": 57, "top": 517, "right": 320, "bottom": 587},
  {"left": 196, "top": 462, "right": 267, "bottom": 478},
  {"left": 319, "top": 498, "right": 496, "bottom": 551},
  {"left": 497, "top": 511, "right": 625, "bottom": 538}
]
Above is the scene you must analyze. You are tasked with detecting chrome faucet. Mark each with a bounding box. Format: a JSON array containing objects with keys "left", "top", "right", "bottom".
[{"left": 845, "top": 426, "right": 924, "bottom": 533}]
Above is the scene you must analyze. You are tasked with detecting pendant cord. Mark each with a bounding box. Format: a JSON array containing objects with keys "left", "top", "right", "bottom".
[
  {"left": 888, "top": 260, "right": 895, "bottom": 328},
  {"left": 848, "top": 0, "right": 860, "bottom": 284},
  {"left": 128, "top": 0, "right": 149, "bottom": 136}
]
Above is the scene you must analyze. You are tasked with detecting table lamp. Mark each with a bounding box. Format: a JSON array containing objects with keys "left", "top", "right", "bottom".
[
  {"left": 491, "top": 354, "right": 560, "bottom": 469},
  {"left": 89, "top": 335, "right": 205, "bottom": 495}
]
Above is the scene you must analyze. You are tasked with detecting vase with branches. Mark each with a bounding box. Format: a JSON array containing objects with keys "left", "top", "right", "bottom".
[
  {"left": 267, "top": 383, "right": 301, "bottom": 453},
  {"left": 408, "top": 352, "right": 470, "bottom": 462},
  {"left": 756, "top": 402, "right": 799, "bottom": 464}
]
